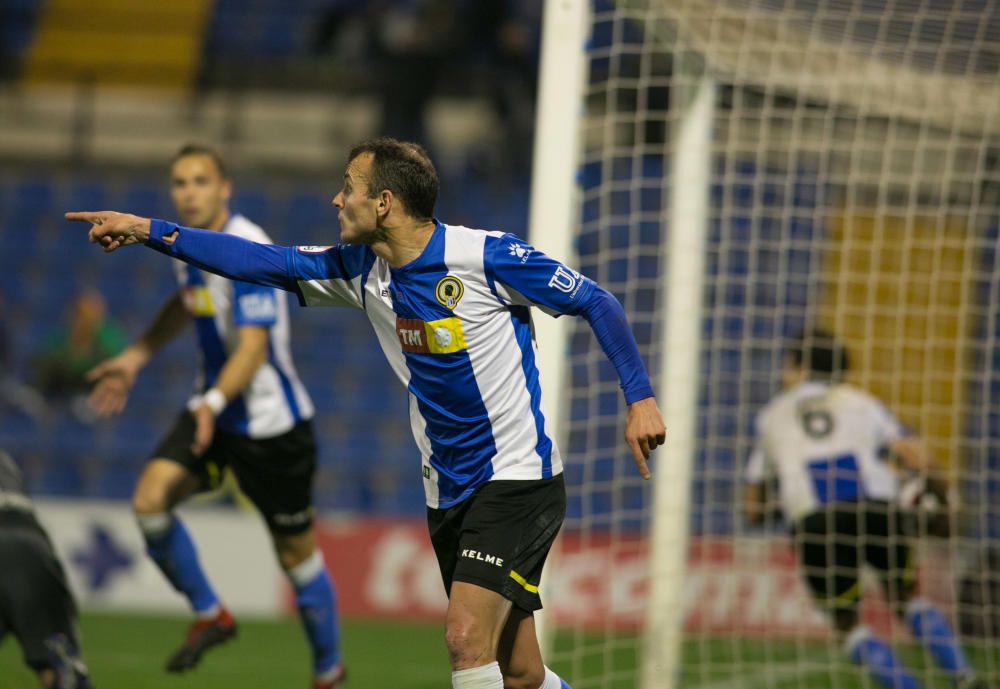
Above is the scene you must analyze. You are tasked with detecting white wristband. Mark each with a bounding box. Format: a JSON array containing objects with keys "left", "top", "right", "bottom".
[
  {"left": 186, "top": 394, "right": 204, "bottom": 412},
  {"left": 202, "top": 388, "right": 227, "bottom": 416}
]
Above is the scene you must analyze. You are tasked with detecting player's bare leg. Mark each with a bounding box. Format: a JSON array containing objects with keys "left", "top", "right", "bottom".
[
  {"left": 133, "top": 459, "right": 236, "bottom": 673},
  {"left": 271, "top": 528, "right": 345, "bottom": 689},
  {"left": 37, "top": 668, "right": 55, "bottom": 689},
  {"left": 446, "top": 582, "right": 513, "bottom": 687},
  {"left": 497, "top": 609, "right": 543, "bottom": 688},
  {"left": 132, "top": 459, "right": 200, "bottom": 516},
  {"left": 497, "top": 609, "right": 572, "bottom": 689}
]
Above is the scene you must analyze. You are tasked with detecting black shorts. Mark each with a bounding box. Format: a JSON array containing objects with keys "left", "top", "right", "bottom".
[
  {"left": 0, "top": 519, "right": 79, "bottom": 672},
  {"left": 794, "top": 500, "right": 916, "bottom": 611},
  {"left": 153, "top": 412, "right": 317, "bottom": 535},
  {"left": 427, "top": 474, "right": 565, "bottom": 613}
]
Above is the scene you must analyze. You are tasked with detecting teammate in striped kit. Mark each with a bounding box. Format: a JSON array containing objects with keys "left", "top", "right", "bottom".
[
  {"left": 744, "top": 329, "right": 985, "bottom": 689},
  {"left": 83, "top": 146, "right": 344, "bottom": 688},
  {"left": 68, "top": 138, "right": 667, "bottom": 689}
]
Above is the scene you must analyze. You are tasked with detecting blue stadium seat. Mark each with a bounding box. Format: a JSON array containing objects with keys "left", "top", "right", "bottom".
[
  {"left": 13, "top": 179, "right": 53, "bottom": 215},
  {"left": 64, "top": 183, "right": 107, "bottom": 214},
  {"left": 121, "top": 183, "right": 168, "bottom": 219},
  {"left": 231, "top": 189, "right": 272, "bottom": 226}
]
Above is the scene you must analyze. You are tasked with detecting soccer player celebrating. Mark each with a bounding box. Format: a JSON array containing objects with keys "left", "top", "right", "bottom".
[
  {"left": 83, "top": 146, "right": 344, "bottom": 688},
  {"left": 0, "top": 450, "right": 93, "bottom": 689},
  {"left": 68, "top": 138, "right": 666, "bottom": 689},
  {"left": 743, "top": 329, "right": 985, "bottom": 689}
]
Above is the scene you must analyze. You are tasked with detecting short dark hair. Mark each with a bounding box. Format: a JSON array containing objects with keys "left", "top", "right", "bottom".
[
  {"left": 171, "top": 143, "right": 229, "bottom": 179},
  {"left": 786, "top": 327, "right": 849, "bottom": 379},
  {"left": 348, "top": 138, "right": 439, "bottom": 220}
]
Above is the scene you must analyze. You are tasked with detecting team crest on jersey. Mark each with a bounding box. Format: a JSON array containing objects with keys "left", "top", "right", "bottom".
[
  {"left": 435, "top": 275, "right": 465, "bottom": 310},
  {"left": 296, "top": 245, "right": 333, "bottom": 253}
]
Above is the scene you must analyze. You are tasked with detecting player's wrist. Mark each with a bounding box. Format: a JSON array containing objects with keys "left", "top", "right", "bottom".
[
  {"left": 627, "top": 393, "right": 656, "bottom": 409},
  {"left": 133, "top": 216, "right": 152, "bottom": 243},
  {"left": 146, "top": 218, "right": 175, "bottom": 247},
  {"left": 126, "top": 343, "right": 153, "bottom": 367},
  {"left": 202, "top": 388, "right": 227, "bottom": 416},
  {"left": 186, "top": 388, "right": 227, "bottom": 416}
]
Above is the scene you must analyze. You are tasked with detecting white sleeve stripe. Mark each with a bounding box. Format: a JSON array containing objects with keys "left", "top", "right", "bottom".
[
  {"left": 502, "top": 284, "right": 560, "bottom": 317},
  {"left": 297, "top": 278, "right": 364, "bottom": 309}
]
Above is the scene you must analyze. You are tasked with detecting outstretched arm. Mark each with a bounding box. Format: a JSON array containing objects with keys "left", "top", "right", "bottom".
[
  {"left": 66, "top": 211, "right": 297, "bottom": 291},
  {"left": 66, "top": 210, "right": 369, "bottom": 309}
]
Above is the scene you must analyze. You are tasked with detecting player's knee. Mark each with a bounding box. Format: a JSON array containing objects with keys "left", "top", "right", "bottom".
[
  {"left": 444, "top": 618, "right": 493, "bottom": 670},
  {"left": 502, "top": 665, "right": 545, "bottom": 689},
  {"left": 274, "top": 539, "right": 311, "bottom": 571},
  {"left": 131, "top": 482, "right": 170, "bottom": 516},
  {"left": 275, "top": 545, "right": 305, "bottom": 571},
  {"left": 272, "top": 529, "right": 316, "bottom": 571},
  {"left": 832, "top": 608, "right": 860, "bottom": 635},
  {"left": 37, "top": 667, "right": 56, "bottom": 689},
  {"left": 132, "top": 461, "right": 194, "bottom": 515}
]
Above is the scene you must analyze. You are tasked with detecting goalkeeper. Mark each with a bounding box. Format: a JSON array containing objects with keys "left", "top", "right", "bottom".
[
  {"left": 0, "top": 450, "right": 93, "bottom": 689},
  {"left": 743, "top": 329, "right": 985, "bottom": 689}
]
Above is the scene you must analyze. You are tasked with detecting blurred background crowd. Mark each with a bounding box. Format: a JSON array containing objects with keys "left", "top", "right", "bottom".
[{"left": 0, "top": 0, "right": 545, "bottom": 516}]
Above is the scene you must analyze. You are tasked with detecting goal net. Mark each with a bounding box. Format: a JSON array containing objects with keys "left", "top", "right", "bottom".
[{"left": 534, "top": 1, "right": 1000, "bottom": 688}]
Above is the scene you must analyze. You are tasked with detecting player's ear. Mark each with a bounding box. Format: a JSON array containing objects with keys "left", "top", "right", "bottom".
[
  {"left": 220, "top": 179, "right": 233, "bottom": 203},
  {"left": 377, "top": 190, "right": 392, "bottom": 218}
]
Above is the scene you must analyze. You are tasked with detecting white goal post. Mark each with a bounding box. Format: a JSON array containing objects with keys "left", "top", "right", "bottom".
[{"left": 528, "top": 0, "right": 592, "bottom": 660}]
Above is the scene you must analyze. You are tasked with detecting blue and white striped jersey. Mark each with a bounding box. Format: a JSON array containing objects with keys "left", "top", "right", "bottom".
[
  {"left": 148, "top": 219, "right": 655, "bottom": 509},
  {"left": 745, "top": 381, "right": 904, "bottom": 521},
  {"left": 173, "top": 214, "right": 313, "bottom": 439}
]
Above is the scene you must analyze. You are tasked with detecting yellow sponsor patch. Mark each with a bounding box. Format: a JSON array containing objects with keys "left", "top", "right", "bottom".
[
  {"left": 396, "top": 316, "right": 467, "bottom": 354},
  {"left": 182, "top": 286, "right": 215, "bottom": 317}
]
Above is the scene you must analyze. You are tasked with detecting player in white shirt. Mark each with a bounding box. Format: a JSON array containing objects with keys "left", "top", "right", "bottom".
[
  {"left": 85, "top": 146, "right": 344, "bottom": 689},
  {"left": 68, "top": 138, "right": 667, "bottom": 689},
  {"left": 744, "top": 329, "right": 984, "bottom": 689}
]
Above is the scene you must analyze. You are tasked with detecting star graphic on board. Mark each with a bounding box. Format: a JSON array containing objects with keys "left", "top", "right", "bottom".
[{"left": 71, "top": 523, "right": 134, "bottom": 592}]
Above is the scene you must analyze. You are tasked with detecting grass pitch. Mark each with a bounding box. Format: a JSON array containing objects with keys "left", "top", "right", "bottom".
[
  {"left": 1, "top": 613, "right": 996, "bottom": 689},
  {"left": 0, "top": 613, "right": 446, "bottom": 689}
]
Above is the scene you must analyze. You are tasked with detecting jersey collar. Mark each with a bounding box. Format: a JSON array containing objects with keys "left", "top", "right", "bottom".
[{"left": 390, "top": 219, "right": 446, "bottom": 273}]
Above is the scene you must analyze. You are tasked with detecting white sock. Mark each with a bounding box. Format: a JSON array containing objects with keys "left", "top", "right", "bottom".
[
  {"left": 843, "top": 624, "right": 873, "bottom": 656},
  {"left": 196, "top": 603, "right": 221, "bottom": 620},
  {"left": 285, "top": 549, "right": 325, "bottom": 586},
  {"left": 539, "top": 666, "right": 565, "bottom": 689},
  {"left": 136, "top": 512, "right": 173, "bottom": 538},
  {"left": 452, "top": 661, "right": 504, "bottom": 689}
]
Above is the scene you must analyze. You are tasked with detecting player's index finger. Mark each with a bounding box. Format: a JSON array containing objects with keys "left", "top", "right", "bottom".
[
  {"left": 628, "top": 437, "right": 645, "bottom": 464},
  {"left": 634, "top": 453, "right": 652, "bottom": 480},
  {"left": 64, "top": 211, "right": 98, "bottom": 223}
]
